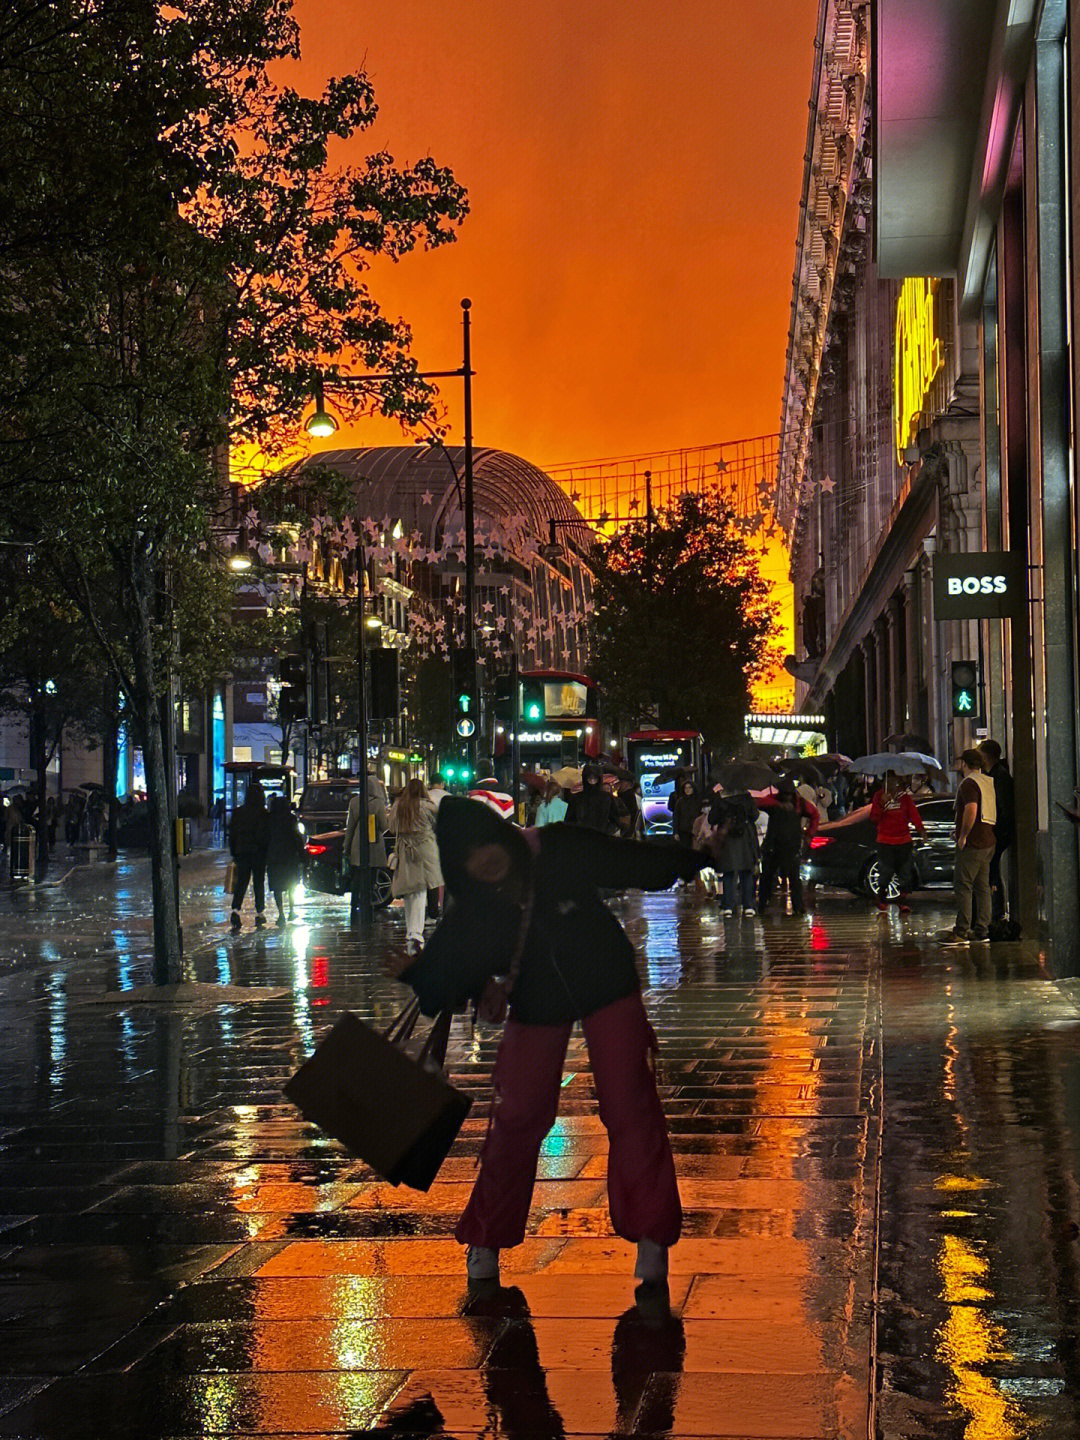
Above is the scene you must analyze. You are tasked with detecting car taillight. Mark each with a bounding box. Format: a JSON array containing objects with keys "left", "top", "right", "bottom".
[
  {"left": 305, "top": 842, "right": 329, "bottom": 856},
  {"left": 809, "top": 836, "right": 834, "bottom": 849}
]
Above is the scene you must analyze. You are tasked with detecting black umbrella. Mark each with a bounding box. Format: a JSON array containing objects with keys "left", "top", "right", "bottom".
[
  {"left": 775, "top": 758, "right": 824, "bottom": 786},
  {"left": 712, "top": 760, "right": 778, "bottom": 792}
]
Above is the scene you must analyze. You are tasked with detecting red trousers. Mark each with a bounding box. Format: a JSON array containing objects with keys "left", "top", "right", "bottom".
[{"left": 456, "top": 990, "right": 682, "bottom": 1250}]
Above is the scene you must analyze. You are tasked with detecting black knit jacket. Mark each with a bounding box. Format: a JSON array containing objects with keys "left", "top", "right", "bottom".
[{"left": 401, "top": 799, "right": 704, "bottom": 1025}]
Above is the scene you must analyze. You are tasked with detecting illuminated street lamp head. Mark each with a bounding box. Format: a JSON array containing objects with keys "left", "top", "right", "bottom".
[
  {"left": 305, "top": 375, "right": 339, "bottom": 438},
  {"left": 228, "top": 553, "right": 253, "bottom": 572},
  {"left": 364, "top": 613, "right": 382, "bottom": 629}
]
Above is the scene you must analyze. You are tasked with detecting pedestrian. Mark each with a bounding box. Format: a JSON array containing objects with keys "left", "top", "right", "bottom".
[
  {"left": 938, "top": 748, "right": 997, "bottom": 945},
  {"left": 467, "top": 767, "right": 516, "bottom": 820},
  {"left": 534, "top": 777, "right": 568, "bottom": 826},
  {"left": 387, "top": 777, "right": 442, "bottom": 952},
  {"left": 708, "top": 784, "right": 760, "bottom": 917},
  {"left": 265, "top": 796, "right": 304, "bottom": 926},
  {"left": 396, "top": 796, "right": 706, "bottom": 1296},
  {"left": 211, "top": 796, "right": 226, "bottom": 847},
  {"left": 343, "top": 771, "right": 390, "bottom": 924},
  {"left": 614, "top": 779, "right": 642, "bottom": 839},
  {"left": 565, "top": 762, "right": 620, "bottom": 834},
  {"left": 228, "top": 781, "right": 269, "bottom": 929},
  {"left": 868, "top": 772, "right": 926, "bottom": 913},
  {"left": 666, "top": 778, "right": 702, "bottom": 849},
  {"left": 757, "top": 776, "right": 818, "bottom": 916},
  {"left": 978, "top": 739, "right": 1015, "bottom": 922}
]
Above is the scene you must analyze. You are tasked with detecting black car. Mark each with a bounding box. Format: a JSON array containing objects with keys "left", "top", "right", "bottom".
[
  {"left": 802, "top": 796, "right": 956, "bottom": 898},
  {"left": 298, "top": 780, "right": 393, "bottom": 907}
]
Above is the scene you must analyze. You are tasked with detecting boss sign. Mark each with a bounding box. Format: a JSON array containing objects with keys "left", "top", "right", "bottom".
[{"left": 932, "top": 552, "right": 1024, "bottom": 619}]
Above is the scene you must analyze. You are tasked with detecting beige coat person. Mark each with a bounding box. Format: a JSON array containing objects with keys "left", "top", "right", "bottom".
[
  {"left": 343, "top": 776, "right": 390, "bottom": 870},
  {"left": 388, "top": 796, "right": 443, "bottom": 898}
]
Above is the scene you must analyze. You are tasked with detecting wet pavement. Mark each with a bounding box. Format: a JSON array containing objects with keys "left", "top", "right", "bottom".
[{"left": 1, "top": 855, "right": 1079, "bottom": 1436}]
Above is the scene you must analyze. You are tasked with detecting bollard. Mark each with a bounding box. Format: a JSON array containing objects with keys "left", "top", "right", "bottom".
[{"left": 10, "top": 825, "right": 34, "bottom": 882}]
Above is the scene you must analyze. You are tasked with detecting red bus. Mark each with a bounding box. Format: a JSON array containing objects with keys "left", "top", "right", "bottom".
[
  {"left": 625, "top": 731, "right": 707, "bottom": 836},
  {"left": 494, "top": 670, "right": 603, "bottom": 782}
]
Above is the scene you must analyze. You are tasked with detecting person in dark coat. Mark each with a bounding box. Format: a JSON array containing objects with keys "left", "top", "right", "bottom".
[
  {"left": 229, "top": 782, "right": 269, "bottom": 928},
  {"left": 565, "top": 762, "right": 620, "bottom": 834},
  {"left": 707, "top": 786, "right": 760, "bottom": 917},
  {"left": 978, "top": 739, "right": 1015, "bottom": 922},
  {"left": 265, "top": 796, "right": 304, "bottom": 926},
  {"left": 667, "top": 779, "right": 702, "bottom": 849},
  {"left": 757, "top": 777, "right": 818, "bottom": 916},
  {"left": 399, "top": 797, "right": 706, "bottom": 1295}
]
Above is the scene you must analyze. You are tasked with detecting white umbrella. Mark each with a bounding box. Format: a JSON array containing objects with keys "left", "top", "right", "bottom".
[{"left": 850, "top": 751, "right": 941, "bottom": 777}]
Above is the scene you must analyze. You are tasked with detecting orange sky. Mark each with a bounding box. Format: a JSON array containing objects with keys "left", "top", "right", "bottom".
[{"left": 282, "top": 1, "right": 817, "bottom": 703}]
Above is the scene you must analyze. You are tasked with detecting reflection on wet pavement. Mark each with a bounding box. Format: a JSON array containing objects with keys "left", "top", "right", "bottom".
[{"left": 0, "top": 855, "right": 1078, "bottom": 1435}]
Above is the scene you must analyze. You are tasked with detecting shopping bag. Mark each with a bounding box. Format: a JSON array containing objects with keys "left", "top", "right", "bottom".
[
  {"left": 283, "top": 1005, "right": 470, "bottom": 1191},
  {"left": 223, "top": 861, "right": 236, "bottom": 894}
]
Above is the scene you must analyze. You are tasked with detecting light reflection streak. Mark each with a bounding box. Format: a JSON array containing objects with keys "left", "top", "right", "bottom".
[
  {"left": 46, "top": 973, "right": 66, "bottom": 1088},
  {"left": 935, "top": 1233, "right": 1024, "bottom": 1439}
]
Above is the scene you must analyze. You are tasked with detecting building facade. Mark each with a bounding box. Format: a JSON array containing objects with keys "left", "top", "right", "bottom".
[{"left": 780, "top": 0, "right": 1080, "bottom": 966}]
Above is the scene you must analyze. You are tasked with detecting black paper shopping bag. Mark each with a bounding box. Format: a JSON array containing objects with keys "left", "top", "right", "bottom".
[{"left": 283, "top": 1008, "right": 470, "bottom": 1191}]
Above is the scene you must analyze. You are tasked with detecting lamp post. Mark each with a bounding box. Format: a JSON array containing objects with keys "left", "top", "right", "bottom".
[{"left": 304, "top": 300, "right": 476, "bottom": 920}]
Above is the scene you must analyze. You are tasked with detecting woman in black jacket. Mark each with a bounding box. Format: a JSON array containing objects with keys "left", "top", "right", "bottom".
[
  {"left": 229, "top": 782, "right": 269, "bottom": 929},
  {"left": 265, "top": 796, "right": 304, "bottom": 926},
  {"left": 400, "top": 797, "right": 705, "bottom": 1294}
]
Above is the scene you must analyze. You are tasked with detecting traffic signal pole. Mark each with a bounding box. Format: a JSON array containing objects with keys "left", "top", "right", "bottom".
[
  {"left": 352, "top": 547, "right": 373, "bottom": 928},
  {"left": 461, "top": 299, "right": 477, "bottom": 776}
]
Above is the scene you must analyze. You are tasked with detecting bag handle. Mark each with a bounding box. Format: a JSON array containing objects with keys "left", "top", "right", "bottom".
[
  {"left": 384, "top": 995, "right": 421, "bottom": 1045},
  {"left": 384, "top": 995, "right": 452, "bottom": 1071}
]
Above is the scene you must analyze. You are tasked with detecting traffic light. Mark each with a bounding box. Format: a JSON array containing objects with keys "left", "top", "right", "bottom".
[
  {"left": 520, "top": 677, "right": 544, "bottom": 724},
  {"left": 369, "top": 648, "right": 399, "bottom": 722},
  {"left": 450, "top": 646, "right": 478, "bottom": 739},
  {"left": 951, "top": 660, "right": 979, "bottom": 718},
  {"left": 492, "top": 668, "right": 517, "bottom": 723},
  {"left": 279, "top": 654, "right": 307, "bottom": 723}
]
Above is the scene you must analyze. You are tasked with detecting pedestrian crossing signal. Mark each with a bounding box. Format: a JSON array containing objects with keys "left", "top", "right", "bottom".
[{"left": 951, "top": 660, "right": 979, "bottom": 718}]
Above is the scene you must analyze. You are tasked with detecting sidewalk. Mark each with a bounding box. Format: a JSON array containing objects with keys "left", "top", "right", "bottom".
[{"left": 0, "top": 864, "right": 1078, "bottom": 1437}]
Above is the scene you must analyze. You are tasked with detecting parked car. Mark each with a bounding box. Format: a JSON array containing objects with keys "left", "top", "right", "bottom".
[
  {"left": 802, "top": 795, "right": 956, "bottom": 898},
  {"left": 298, "top": 779, "right": 393, "bottom": 907}
]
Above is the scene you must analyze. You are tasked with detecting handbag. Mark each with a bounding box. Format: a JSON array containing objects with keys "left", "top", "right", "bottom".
[
  {"left": 223, "top": 860, "right": 236, "bottom": 894},
  {"left": 474, "top": 833, "right": 538, "bottom": 1025},
  {"left": 283, "top": 1000, "right": 470, "bottom": 1190}
]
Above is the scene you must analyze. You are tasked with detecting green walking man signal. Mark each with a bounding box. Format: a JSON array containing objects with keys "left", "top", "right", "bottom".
[{"left": 950, "top": 659, "right": 980, "bottom": 719}]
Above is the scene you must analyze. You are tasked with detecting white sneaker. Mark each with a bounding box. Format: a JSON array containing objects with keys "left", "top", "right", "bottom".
[
  {"left": 634, "top": 1238, "right": 668, "bottom": 1282},
  {"left": 465, "top": 1245, "right": 500, "bottom": 1282},
  {"left": 743, "top": 907, "right": 756, "bottom": 917}
]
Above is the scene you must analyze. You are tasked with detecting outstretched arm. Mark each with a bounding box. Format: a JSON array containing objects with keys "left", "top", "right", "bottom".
[{"left": 545, "top": 823, "right": 705, "bottom": 891}]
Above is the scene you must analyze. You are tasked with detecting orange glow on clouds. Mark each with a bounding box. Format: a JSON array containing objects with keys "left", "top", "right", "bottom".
[{"left": 255, "top": 1, "right": 816, "bottom": 703}]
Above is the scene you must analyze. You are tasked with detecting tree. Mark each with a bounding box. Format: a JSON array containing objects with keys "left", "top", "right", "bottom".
[
  {"left": 0, "top": 0, "right": 466, "bottom": 981},
  {"left": 0, "top": 561, "right": 108, "bottom": 874},
  {"left": 588, "top": 491, "right": 780, "bottom": 750}
]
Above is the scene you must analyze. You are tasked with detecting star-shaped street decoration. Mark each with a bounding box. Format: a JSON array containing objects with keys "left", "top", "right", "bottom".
[
  {"left": 420, "top": 491, "right": 433, "bottom": 506},
  {"left": 570, "top": 490, "right": 582, "bottom": 503},
  {"left": 716, "top": 458, "right": 728, "bottom": 473},
  {"left": 820, "top": 474, "right": 836, "bottom": 493},
  {"left": 481, "top": 599, "right": 495, "bottom": 613},
  {"left": 597, "top": 509, "right": 611, "bottom": 526}
]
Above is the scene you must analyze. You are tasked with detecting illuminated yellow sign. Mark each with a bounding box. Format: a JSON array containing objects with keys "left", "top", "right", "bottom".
[{"left": 894, "top": 277, "right": 945, "bottom": 462}]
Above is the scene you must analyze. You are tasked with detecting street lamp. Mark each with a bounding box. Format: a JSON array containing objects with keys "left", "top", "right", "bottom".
[{"left": 303, "top": 300, "right": 476, "bottom": 924}]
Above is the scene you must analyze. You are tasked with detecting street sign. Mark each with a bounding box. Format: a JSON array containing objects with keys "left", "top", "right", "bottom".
[{"left": 456, "top": 718, "right": 476, "bottom": 738}]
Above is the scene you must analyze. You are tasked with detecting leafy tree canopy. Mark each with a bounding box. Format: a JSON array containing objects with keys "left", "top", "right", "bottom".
[{"left": 588, "top": 491, "right": 779, "bottom": 749}]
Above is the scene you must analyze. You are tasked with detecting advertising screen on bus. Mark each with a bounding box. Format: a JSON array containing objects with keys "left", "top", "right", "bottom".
[{"left": 626, "top": 732, "right": 704, "bottom": 836}]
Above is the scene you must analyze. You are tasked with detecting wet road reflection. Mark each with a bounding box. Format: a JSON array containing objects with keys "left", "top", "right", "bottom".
[{"left": 1, "top": 856, "right": 1080, "bottom": 1436}]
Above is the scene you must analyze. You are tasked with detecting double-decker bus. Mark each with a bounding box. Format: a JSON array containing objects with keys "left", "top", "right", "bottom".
[
  {"left": 625, "top": 731, "right": 707, "bottom": 836},
  {"left": 494, "top": 670, "right": 602, "bottom": 783}
]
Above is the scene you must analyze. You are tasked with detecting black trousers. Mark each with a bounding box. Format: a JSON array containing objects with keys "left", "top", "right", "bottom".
[
  {"left": 989, "top": 843, "right": 1010, "bottom": 920},
  {"left": 759, "top": 849, "right": 803, "bottom": 913},
  {"left": 231, "top": 858, "right": 265, "bottom": 914},
  {"left": 873, "top": 841, "right": 914, "bottom": 898}
]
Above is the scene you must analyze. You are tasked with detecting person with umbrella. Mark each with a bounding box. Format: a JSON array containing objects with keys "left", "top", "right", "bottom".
[
  {"left": 534, "top": 777, "right": 568, "bottom": 826},
  {"left": 868, "top": 773, "right": 925, "bottom": 912},
  {"left": 395, "top": 797, "right": 707, "bottom": 1298},
  {"left": 566, "top": 762, "right": 620, "bottom": 834},
  {"left": 756, "top": 776, "right": 819, "bottom": 916}
]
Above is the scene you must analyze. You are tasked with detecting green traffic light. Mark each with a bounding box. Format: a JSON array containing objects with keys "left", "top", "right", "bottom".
[
  {"left": 525, "top": 702, "right": 541, "bottom": 721},
  {"left": 443, "top": 765, "right": 457, "bottom": 781},
  {"left": 955, "top": 690, "right": 974, "bottom": 713},
  {"left": 458, "top": 693, "right": 471, "bottom": 713},
  {"left": 460, "top": 767, "right": 473, "bottom": 784}
]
